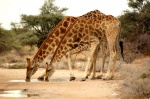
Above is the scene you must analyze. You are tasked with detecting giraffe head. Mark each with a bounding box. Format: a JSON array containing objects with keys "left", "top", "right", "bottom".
[
  {"left": 45, "top": 62, "right": 54, "bottom": 81},
  {"left": 25, "top": 58, "right": 39, "bottom": 82}
]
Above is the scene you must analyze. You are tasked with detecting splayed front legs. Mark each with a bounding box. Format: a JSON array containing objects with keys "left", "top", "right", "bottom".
[{"left": 67, "top": 52, "right": 76, "bottom": 81}]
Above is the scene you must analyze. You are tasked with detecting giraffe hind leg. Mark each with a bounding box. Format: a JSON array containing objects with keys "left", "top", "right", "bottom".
[
  {"left": 97, "top": 43, "right": 107, "bottom": 79},
  {"left": 102, "top": 38, "right": 117, "bottom": 80},
  {"left": 91, "top": 44, "right": 99, "bottom": 80},
  {"left": 81, "top": 39, "right": 100, "bottom": 81}
]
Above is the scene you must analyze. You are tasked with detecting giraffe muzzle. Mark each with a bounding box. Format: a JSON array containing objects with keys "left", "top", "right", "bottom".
[{"left": 25, "top": 76, "right": 31, "bottom": 82}]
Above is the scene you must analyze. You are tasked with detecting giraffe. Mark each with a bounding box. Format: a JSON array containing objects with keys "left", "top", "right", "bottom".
[
  {"left": 65, "top": 14, "right": 123, "bottom": 80},
  {"left": 25, "top": 16, "right": 78, "bottom": 82},
  {"left": 25, "top": 10, "right": 107, "bottom": 82},
  {"left": 45, "top": 62, "right": 55, "bottom": 80},
  {"left": 45, "top": 16, "right": 121, "bottom": 81}
]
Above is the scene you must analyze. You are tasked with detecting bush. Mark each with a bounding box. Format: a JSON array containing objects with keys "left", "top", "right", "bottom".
[{"left": 118, "top": 58, "right": 150, "bottom": 99}]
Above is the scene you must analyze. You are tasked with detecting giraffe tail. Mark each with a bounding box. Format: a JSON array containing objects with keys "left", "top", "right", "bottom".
[
  {"left": 118, "top": 22, "right": 124, "bottom": 61},
  {"left": 119, "top": 41, "right": 124, "bottom": 60},
  {"left": 116, "top": 22, "right": 124, "bottom": 61}
]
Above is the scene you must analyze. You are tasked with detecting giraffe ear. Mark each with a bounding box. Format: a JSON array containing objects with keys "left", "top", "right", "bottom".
[{"left": 26, "top": 58, "right": 30, "bottom": 61}]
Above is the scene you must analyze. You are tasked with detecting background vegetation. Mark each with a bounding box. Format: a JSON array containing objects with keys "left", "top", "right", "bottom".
[
  {"left": 0, "top": 0, "right": 149, "bottom": 55},
  {"left": 0, "top": 0, "right": 150, "bottom": 98},
  {"left": 0, "top": 0, "right": 149, "bottom": 66}
]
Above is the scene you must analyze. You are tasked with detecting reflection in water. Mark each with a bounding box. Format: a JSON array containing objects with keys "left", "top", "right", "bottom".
[
  {"left": 0, "top": 89, "right": 27, "bottom": 97},
  {"left": 0, "top": 78, "right": 68, "bottom": 98},
  {"left": 9, "top": 79, "right": 39, "bottom": 82},
  {"left": 9, "top": 78, "right": 68, "bottom": 82},
  {"left": 0, "top": 89, "right": 52, "bottom": 98}
]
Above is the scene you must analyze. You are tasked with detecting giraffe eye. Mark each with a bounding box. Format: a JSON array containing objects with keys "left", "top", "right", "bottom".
[{"left": 30, "top": 67, "right": 34, "bottom": 70}]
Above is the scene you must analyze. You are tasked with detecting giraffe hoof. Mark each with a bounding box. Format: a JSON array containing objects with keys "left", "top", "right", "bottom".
[
  {"left": 70, "top": 77, "right": 76, "bottom": 81},
  {"left": 25, "top": 79, "right": 30, "bottom": 82},
  {"left": 45, "top": 77, "right": 49, "bottom": 82},
  {"left": 37, "top": 77, "right": 44, "bottom": 81},
  {"left": 102, "top": 75, "right": 113, "bottom": 80},
  {"left": 81, "top": 78, "right": 86, "bottom": 81}
]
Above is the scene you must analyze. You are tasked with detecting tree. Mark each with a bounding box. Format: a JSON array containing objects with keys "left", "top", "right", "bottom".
[
  {"left": 118, "top": 0, "right": 150, "bottom": 55},
  {"left": 10, "top": 22, "right": 38, "bottom": 47},
  {"left": 0, "top": 26, "right": 22, "bottom": 53},
  {"left": 119, "top": 0, "right": 150, "bottom": 38},
  {"left": 21, "top": 0, "right": 68, "bottom": 47}
]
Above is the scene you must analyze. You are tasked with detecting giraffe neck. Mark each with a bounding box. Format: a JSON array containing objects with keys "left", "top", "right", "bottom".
[
  {"left": 33, "top": 16, "right": 77, "bottom": 63},
  {"left": 50, "top": 17, "right": 102, "bottom": 63},
  {"left": 50, "top": 18, "right": 79, "bottom": 63}
]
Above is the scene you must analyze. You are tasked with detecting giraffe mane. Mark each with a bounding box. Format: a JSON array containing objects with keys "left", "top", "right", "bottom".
[
  {"left": 33, "top": 19, "right": 63, "bottom": 61},
  {"left": 32, "top": 16, "right": 77, "bottom": 62},
  {"left": 50, "top": 18, "right": 79, "bottom": 63}
]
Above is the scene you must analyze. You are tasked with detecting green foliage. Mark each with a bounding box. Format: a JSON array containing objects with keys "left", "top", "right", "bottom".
[
  {"left": 128, "top": 0, "right": 149, "bottom": 12},
  {"left": 21, "top": 0, "right": 68, "bottom": 47},
  {"left": 119, "top": 11, "right": 139, "bottom": 38},
  {"left": 0, "top": 27, "right": 22, "bottom": 53},
  {"left": 119, "top": 0, "right": 150, "bottom": 38},
  {"left": 10, "top": 22, "right": 38, "bottom": 47},
  {"left": 118, "top": 0, "right": 150, "bottom": 56}
]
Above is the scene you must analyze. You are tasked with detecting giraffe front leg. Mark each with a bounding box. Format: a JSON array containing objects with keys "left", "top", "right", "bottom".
[
  {"left": 67, "top": 52, "right": 76, "bottom": 81},
  {"left": 91, "top": 58, "right": 96, "bottom": 80},
  {"left": 86, "top": 63, "right": 93, "bottom": 78},
  {"left": 81, "top": 56, "right": 92, "bottom": 81}
]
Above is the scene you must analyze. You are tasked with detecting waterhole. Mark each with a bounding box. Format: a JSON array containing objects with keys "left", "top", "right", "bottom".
[
  {"left": 9, "top": 78, "right": 69, "bottom": 82},
  {"left": 0, "top": 89, "right": 57, "bottom": 98},
  {"left": 0, "top": 89, "right": 27, "bottom": 97}
]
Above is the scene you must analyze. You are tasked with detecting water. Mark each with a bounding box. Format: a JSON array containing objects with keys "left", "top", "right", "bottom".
[
  {"left": 9, "top": 79, "right": 39, "bottom": 82},
  {"left": 0, "top": 78, "right": 68, "bottom": 97},
  {"left": 0, "top": 89, "right": 57, "bottom": 98},
  {"left": 9, "top": 78, "right": 69, "bottom": 82},
  {"left": 0, "top": 89, "right": 27, "bottom": 97}
]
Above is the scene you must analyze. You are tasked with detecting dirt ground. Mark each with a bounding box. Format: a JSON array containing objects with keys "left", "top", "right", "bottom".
[
  {"left": 0, "top": 68, "right": 122, "bottom": 99},
  {"left": 0, "top": 56, "right": 149, "bottom": 99}
]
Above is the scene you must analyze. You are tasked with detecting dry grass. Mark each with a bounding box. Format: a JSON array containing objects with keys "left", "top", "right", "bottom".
[{"left": 118, "top": 57, "right": 150, "bottom": 99}]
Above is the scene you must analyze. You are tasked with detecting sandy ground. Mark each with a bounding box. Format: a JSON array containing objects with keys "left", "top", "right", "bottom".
[{"left": 0, "top": 68, "right": 122, "bottom": 99}]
